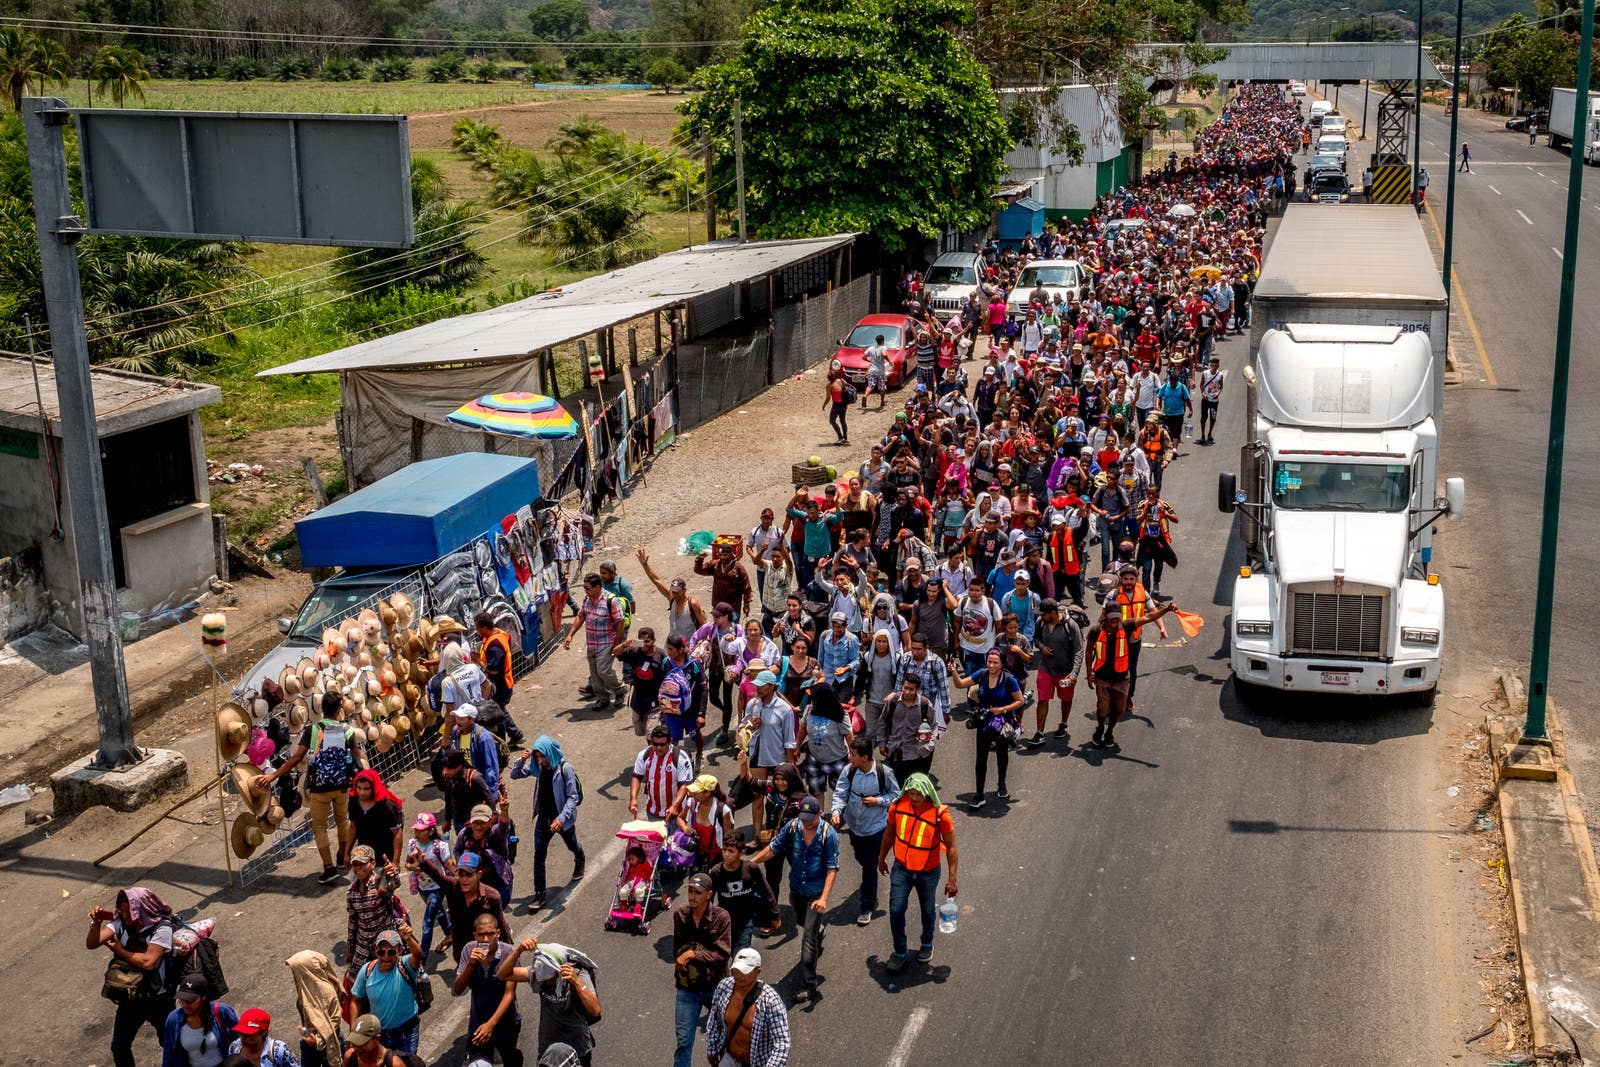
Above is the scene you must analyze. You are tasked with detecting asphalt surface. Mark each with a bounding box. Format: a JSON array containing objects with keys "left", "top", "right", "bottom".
[
  {"left": 1339, "top": 84, "right": 1600, "bottom": 831},
  {"left": 11, "top": 92, "right": 1507, "bottom": 1067}
]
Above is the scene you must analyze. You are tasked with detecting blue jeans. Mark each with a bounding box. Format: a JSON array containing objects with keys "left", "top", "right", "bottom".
[
  {"left": 674, "top": 987, "right": 716, "bottom": 1067},
  {"left": 533, "top": 821, "right": 585, "bottom": 895},
  {"left": 381, "top": 1016, "right": 419, "bottom": 1054},
  {"left": 961, "top": 649, "right": 987, "bottom": 679},
  {"left": 730, "top": 914, "right": 756, "bottom": 951},
  {"left": 417, "top": 887, "right": 451, "bottom": 957},
  {"left": 848, "top": 829, "right": 884, "bottom": 912},
  {"left": 889, "top": 862, "right": 941, "bottom": 956}
]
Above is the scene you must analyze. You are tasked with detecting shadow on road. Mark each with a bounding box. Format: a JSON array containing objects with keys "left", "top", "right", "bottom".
[{"left": 1219, "top": 677, "right": 1434, "bottom": 744}]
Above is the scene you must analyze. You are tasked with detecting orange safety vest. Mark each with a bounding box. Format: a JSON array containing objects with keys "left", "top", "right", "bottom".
[
  {"left": 888, "top": 796, "right": 949, "bottom": 872},
  {"left": 479, "top": 629, "right": 515, "bottom": 689},
  {"left": 1140, "top": 427, "right": 1164, "bottom": 468},
  {"left": 1047, "top": 525, "right": 1080, "bottom": 577},
  {"left": 1092, "top": 626, "right": 1131, "bottom": 674},
  {"left": 1137, "top": 499, "right": 1171, "bottom": 542},
  {"left": 1115, "top": 587, "right": 1148, "bottom": 640}
]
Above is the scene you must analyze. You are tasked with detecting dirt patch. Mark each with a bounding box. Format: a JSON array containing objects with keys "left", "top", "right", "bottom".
[
  {"left": 1446, "top": 721, "right": 1534, "bottom": 1058},
  {"left": 206, "top": 420, "right": 341, "bottom": 557},
  {"left": 408, "top": 90, "right": 688, "bottom": 152}
]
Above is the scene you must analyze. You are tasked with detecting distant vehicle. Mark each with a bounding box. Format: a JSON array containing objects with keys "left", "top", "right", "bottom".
[
  {"left": 1006, "top": 259, "right": 1087, "bottom": 320},
  {"left": 1304, "top": 153, "right": 1346, "bottom": 181},
  {"left": 1309, "top": 100, "right": 1334, "bottom": 119},
  {"left": 921, "top": 252, "right": 984, "bottom": 313},
  {"left": 1290, "top": 81, "right": 1307, "bottom": 96},
  {"left": 1505, "top": 109, "right": 1547, "bottom": 132},
  {"left": 1316, "top": 134, "right": 1351, "bottom": 158},
  {"left": 832, "top": 314, "right": 917, "bottom": 387},
  {"left": 1548, "top": 88, "right": 1600, "bottom": 162},
  {"left": 1306, "top": 170, "right": 1353, "bottom": 204},
  {"left": 1320, "top": 115, "right": 1348, "bottom": 135}
]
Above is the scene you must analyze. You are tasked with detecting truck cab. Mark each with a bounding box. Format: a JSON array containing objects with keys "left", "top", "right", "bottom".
[{"left": 1219, "top": 325, "right": 1464, "bottom": 702}]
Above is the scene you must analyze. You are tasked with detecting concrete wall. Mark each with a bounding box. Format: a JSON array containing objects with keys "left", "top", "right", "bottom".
[
  {"left": 1002, "top": 84, "right": 1133, "bottom": 214},
  {"left": 119, "top": 501, "right": 215, "bottom": 616},
  {"left": 0, "top": 546, "right": 49, "bottom": 641}
]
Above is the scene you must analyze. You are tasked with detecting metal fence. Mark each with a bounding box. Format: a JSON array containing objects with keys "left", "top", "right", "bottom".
[{"left": 771, "top": 275, "right": 872, "bottom": 382}]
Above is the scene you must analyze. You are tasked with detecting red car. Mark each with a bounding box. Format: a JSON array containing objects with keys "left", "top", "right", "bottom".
[{"left": 832, "top": 314, "right": 917, "bottom": 388}]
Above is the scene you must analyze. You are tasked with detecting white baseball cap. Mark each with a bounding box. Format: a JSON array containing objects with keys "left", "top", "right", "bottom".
[{"left": 730, "top": 948, "right": 762, "bottom": 974}]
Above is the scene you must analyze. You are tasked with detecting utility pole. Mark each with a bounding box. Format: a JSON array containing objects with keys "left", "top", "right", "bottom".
[
  {"left": 732, "top": 98, "right": 747, "bottom": 242},
  {"left": 1441, "top": 0, "right": 1463, "bottom": 298},
  {"left": 1411, "top": 0, "right": 1424, "bottom": 206},
  {"left": 702, "top": 135, "right": 716, "bottom": 242},
  {"left": 1524, "top": 0, "right": 1596, "bottom": 740},
  {"left": 22, "top": 99, "right": 140, "bottom": 770}
]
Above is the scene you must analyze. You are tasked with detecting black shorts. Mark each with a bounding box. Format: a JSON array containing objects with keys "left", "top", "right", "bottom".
[{"left": 1201, "top": 398, "right": 1219, "bottom": 418}]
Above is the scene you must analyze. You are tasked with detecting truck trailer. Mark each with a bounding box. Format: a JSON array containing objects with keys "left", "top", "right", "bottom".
[{"left": 1547, "top": 87, "right": 1600, "bottom": 161}]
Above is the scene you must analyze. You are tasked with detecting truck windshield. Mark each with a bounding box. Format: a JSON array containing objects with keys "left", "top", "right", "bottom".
[
  {"left": 1272, "top": 461, "right": 1410, "bottom": 511},
  {"left": 288, "top": 579, "right": 404, "bottom": 639},
  {"left": 925, "top": 264, "right": 976, "bottom": 285},
  {"left": 1018, "top": 265, "right": 1078, "bottom": 287}
]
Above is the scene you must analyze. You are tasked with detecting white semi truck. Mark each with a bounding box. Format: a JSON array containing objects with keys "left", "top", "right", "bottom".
[
  {"left": 1548, "top": 87, "right": 1600, "bottom": 161},
  {"left": 1219, "top": 324, "right": 1464, "bottom": 702}
]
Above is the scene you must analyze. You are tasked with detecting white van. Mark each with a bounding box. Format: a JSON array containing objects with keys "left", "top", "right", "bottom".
[
  {"left": 1320, "top": 115, "right": 1348, "bottom": 135},
  {"left": 1310, "top": 100, "right": 1335, "bottom": 120},
  {"left": 1316, "top": 134, "right": 1350, "bottom": 158}
]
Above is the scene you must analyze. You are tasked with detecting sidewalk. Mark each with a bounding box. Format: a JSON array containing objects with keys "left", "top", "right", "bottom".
[
  {"left": 0, "top": 573, "right": 308, "bottom": 793},
  {"left": 1491, "top": 674, "right": 1600, "bottom": 1064}
]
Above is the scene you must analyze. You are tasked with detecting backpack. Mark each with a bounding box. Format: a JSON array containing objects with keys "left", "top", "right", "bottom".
[
  {"left": 306, "top": 722, "right": 354, "bottom": 793},
  {"left": 841, "top": 381, "right": 859, "bottom": 405},
  {"left": 843, "top": 762, "right": 889, "bottom": 803},
  {"left": 360, "top": 956, "right": 432, "bottom": 1016},
  {"left": 565, "top": 762, "right": 584, "bottom": 807}
]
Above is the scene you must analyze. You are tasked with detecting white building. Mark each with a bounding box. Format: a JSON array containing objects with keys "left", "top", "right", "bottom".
[{"left": 1000, "top": 84, "right": 1143, "bottom": 219}]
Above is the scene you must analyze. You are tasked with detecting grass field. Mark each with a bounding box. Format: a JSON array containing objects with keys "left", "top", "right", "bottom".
[{"left": 54, "top": 77, "right": 654, "bottom": 116}]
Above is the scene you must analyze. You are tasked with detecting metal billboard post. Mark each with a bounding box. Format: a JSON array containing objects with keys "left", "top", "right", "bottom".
[
  {"left": 1524, "top": 0, "right": 1596, "bottom": 741},
  {"left": 21, "top": 98, "right": 140, "bottom": 769}
]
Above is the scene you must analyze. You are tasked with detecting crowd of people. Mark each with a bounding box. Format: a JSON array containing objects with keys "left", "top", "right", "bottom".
[{"left": 83, "top": 83, "right": 1301, "bottom": 1067}]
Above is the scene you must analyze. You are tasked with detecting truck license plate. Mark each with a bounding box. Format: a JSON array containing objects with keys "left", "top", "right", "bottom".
[{"left": 1321, "top": 671, "right": 1351, "bottom": 687}]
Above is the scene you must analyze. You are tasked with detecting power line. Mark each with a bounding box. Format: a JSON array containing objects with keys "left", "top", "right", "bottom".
[{"left": 0, "top": 16, "right": 733, "bottom": 51}]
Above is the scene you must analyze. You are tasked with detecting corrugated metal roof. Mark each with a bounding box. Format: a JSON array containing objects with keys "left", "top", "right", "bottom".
[
  {"left": 1138, "top": 41, "right": 1442, "bottom": 83},
  {"left": 259, "top": 233, "right": 856, "bottom": 375},
  {"left": 1005, "top": 196, "right": 1047, "bottom": 212},
  {"left": 1253, "top": 204, "right": 1446, "bottom": 306},
  {"left": 0, "top": 356, "right": 219, "bottom": 436}
]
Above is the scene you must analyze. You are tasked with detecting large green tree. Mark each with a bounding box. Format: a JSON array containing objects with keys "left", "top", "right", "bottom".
[
  {"left": 681, "top": 0, "right": 1011, "bottom": 249},
  {"left": 528, "top": 0, "right": 593, "bottom": 40}
]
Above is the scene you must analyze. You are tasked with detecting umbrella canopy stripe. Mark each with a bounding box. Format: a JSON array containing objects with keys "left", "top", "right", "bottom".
[{"left": 447, "top": 392, "right": 578, "bottom": 440}]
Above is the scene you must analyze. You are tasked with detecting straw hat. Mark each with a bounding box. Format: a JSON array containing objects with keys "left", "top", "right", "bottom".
[
  {"left": 379, "top": 601, "right": 398, "bottom": 632},
  {"left": 389, "top": 592, "right": 416, "bottom": 628},
  {"left": 403, "top": 681, "right": 422, "bottom": 708},
  {"left": 416, "top": 618, "right": 437, "bottom": 648},
  {"left": 394, "top": 713, "right": 412, "bottom": 737},
  {"left": 277, "top": 666, "right": 302, "bottom": 699},
  {"left": 258, "top": 802, "right": 286, "bottom": 834},
  {"left": 376, "top": 723, "right": 398, "bottom": 753},
  {"left": 285, "top": 696, "right": 310, "bottom": 729},
  {"left": 432, "top": 615, "right": 466, "bottom": 638},
  {"left": 230, "top": 813, "right": 265, "bottom": 859},
  {"left": 357, "top": 609, "right": 382, "bottom": 643},
  {"left": 297, "top": 659, "right": 318, "bottom": 692},
  {"left": 229, "top": 762, "right": 273, "bottom": 817},
  {"left": 215, "top": 702, "right": 251, "bottom": 762}
]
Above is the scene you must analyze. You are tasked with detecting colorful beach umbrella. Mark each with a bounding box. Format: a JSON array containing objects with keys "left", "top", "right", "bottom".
[{"left": 447, "top": 392, "right": 578, "bottom": 440}]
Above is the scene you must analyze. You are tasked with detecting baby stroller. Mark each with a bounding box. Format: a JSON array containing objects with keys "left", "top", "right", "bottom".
[{"left": 605, "top": 822, "right": 671, "bottom": 935}]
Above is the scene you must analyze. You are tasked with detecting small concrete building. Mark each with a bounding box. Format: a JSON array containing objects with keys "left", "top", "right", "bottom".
[
  {"left": 1001, "top": 84, "right": 1143, "bottom": 220},
  {"left": 0, "top": 357, "right": 220, "bottom": 641}
]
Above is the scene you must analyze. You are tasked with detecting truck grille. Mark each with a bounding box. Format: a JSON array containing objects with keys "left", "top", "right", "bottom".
[
  {"left": 1290, "top": 591, "right": 1385, "bottom": 656},
  {"left": 929, "top": 296, "right": 964, "bottom": 312}
]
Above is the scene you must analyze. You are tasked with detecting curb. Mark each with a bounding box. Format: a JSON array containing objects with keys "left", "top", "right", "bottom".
[{"left": 1491, "top": 669, "right": 1600, "bottom": 1060}]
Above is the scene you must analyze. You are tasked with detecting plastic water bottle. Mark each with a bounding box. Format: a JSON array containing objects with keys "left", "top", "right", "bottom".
[{"left": 938, "top": 896, "right": 959, "bottom": 934}]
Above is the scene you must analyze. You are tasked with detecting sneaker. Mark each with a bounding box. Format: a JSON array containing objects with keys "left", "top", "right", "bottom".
[
  {"left": 1103, "top": 732, "right": 1119, "bottom": 749},
  {"left": 1026, "top": 730, "right": 1045, "bottom": 747},
  {"left": 571, "top": 863, "right": 586, "bottom": 882},
  {"left": 529, "top": 891, "right": 547, "bottom": 912},
  {"left": 1054, "top": 724, "right": 1070, "bottom": 738},
  {"left": 855, "top": 910, "right": 876, "bottom": 927},
  {"left": 916, "top": 945, "right": 934, "bottom": 963},
  {"left": 996, "top": 787, "right": 1011, "bottom": 801},
  {"left": 1091, "top": 725, "right": 1105, "bottom": 747},
  {"left": 886, "top": 952, "right": 909, "bottom": 974},
  {"left": 576, "top": 687, "right": 596, "bottom": 699},
  {"left": 317, "top": 865, "right": 341, "bottom": 885},
  {"left": 967, "top": 796, "right": 986, "bottom": 812}
]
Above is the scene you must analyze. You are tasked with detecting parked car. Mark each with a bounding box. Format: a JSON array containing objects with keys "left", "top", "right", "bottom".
[
  {"left": 921, "top": 252, "right": 985, "bottom": 313},
  {"left": 831, "top": 314, "right": 918, "bottom": 388},
  {"left": 1006, "top": 259, "right": 1087, "bottom": 319},
  {"left": 1506, "top": 109, "right": 1548, "bottom": 132}
]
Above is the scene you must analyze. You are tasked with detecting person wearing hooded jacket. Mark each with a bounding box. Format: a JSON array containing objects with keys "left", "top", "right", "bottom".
[
  {"left": 161, "top": 975, "right": 240, "bottom": 1067},
  {"left": 510, "top": 735, "right": 586, "bottom": 910},
  {"left": 497, "top": 939, "right": 602, "bottom": 1065},
  {"left": 88, "top": 886, "right": 179, "bottom": 1067}
]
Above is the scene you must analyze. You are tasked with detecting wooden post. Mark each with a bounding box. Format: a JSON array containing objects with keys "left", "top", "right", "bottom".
[
  {"left": 703, "top": 136, "right": 716, "bottom": 242},
  {"left": 212, "top": 513, "right": 229, "bottom": 582},
  {"left": 627, "top": 327, "right": 638, "bottom": 369},
  {"left": 302, "top": 458, "right": 328, "bottom": 507},
  {"left": 653, "top": 312, "right": 663, "bottom": 363}
]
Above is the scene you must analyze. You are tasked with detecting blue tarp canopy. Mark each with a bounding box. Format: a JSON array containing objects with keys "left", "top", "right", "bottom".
[{"left": 295, "top": 453, "right": 541, "bottom": 568}]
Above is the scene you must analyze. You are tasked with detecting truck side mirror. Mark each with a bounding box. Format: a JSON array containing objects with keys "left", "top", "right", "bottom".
[
  {"left": 1218, "top": 471, "right": 1238, "bottom": 514},
  {"left": 1443, "top": 477, "right": 1466, "bottom": 520}
]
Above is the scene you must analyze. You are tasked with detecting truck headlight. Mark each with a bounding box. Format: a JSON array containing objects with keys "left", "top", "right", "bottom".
[
  {"left": 1236, "top": 620, "right": 1273, "bottom": 637},
  {"left": 1401, "top": 627, "right": 1440, "bottom": 645}
]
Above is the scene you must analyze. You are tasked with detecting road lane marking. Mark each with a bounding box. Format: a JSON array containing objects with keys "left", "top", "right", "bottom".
[
  {"left": 1554, "top": 247, "right": 1564, "bottom": 259},
  {"left": 887, "top": 1007, "right": 933, "bottom": 1067},
  {"left": 1517, "top": 209, "right": 1534, "bottom": 225},
  {"left": 1489, "top": 185, "right": 1502, "bottom": 195},
  {"left": 1423, "top": 198, "right": 1499, "bottom": 387}
]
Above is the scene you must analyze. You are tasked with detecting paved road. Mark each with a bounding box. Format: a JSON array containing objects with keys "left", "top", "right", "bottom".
[{"left": 1338, "top": 85, "right": 1600, "bottom": 830}]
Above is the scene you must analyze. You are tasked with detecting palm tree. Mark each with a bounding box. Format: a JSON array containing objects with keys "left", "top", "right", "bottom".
[
  {"left": 0, "top": 29, "right": 71, "bottom": 112},
  {"left": 89, "top": 45, "right": 151, "bottom": 109}
]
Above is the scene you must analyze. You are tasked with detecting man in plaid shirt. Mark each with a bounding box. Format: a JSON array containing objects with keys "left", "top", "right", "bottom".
[
  {"left": 564, "top": 572, "right": 628, "bottom": 709},
  {"left": 895, "top": 633, "right": 951, "bottom": 731},
  {"left": 705, "top": 949, "right": 790, "bottom": 1067}
]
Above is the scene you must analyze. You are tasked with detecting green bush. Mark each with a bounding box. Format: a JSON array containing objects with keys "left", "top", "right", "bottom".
[
  {"left": 370, "top": 56, "right": 412, "bottom": 82},
  {"left": 222, "top": 56, "right": 264, "bottom": 81},
  {"left": 645, "top": 58, "right": 688, "bottom": 90},
  {"left": 273, "top": 54, "right": 314, "bottom": 80},
  {"left": 319, "top": 56, "right": 365, "bottom": 81},
  {"left": 426, "top": 51, "right": 466, "bottom": 82},
  {"left": 469, "top": 59, "right": 501, "bottom": 82},
  {"left": 177, "top": 55, "right": 217, "bottom": 79},
  {"left": 521, "top": 60, "right": 565, "bottom": 82}
]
